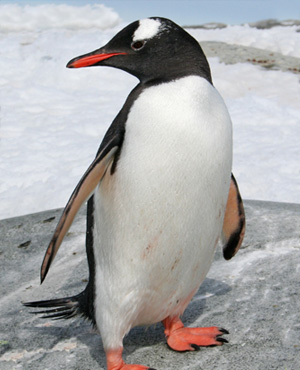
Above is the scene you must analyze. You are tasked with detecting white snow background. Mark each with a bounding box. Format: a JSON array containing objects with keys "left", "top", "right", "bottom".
[{"left": 0, "top": 4, "right": 299, "bottom": 220}]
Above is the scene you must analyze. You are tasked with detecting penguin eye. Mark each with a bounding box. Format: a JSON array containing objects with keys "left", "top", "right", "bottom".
[{"left": 131, "top": 40, "right": 146, "bottom": 51}]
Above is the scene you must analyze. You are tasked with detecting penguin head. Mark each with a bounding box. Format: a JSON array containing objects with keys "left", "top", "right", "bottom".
[{"left": 67, "top": 17, "right": 212, "bottom": 84}]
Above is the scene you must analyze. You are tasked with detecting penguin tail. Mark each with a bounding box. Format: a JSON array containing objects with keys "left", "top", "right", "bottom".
[
  {"left": 23, "top": 286, "right": 95, "bottom": 323},
  {"left": 23, "top": 295, "right": 80, "bottom": 320}
]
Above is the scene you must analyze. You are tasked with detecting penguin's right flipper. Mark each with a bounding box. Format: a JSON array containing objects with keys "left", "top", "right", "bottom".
[
  {"left": 221, "top": 173, "right": 246, "bottom": 260},
  {"left": 40, "top": 141, "right": 120, "bottom": 283}
]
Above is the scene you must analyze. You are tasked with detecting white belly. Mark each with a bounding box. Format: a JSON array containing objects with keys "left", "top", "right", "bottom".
[{"left": 93, "top": 76, "right": 232, "bottom": 349}]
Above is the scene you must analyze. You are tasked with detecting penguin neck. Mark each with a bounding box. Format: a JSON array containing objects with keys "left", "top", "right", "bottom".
[
  {"left": 138, "top": 51, "right": 213, "bottom": 86},
  {"left": 141, "top": 69, "right": 212, "bottom": 88}
]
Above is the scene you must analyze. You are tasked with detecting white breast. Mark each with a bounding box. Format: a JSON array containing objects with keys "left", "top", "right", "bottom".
[{"left": 93, "top": 76, "right": 232, "bottom": 350}]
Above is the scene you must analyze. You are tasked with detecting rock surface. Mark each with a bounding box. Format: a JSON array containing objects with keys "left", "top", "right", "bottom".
[
  {"left": 185, "top": 20, "right": 300, "bottom": 74},
  {"left": 247, "top": 19, "right": 300, "bottom": 29},
  {"left": 1, "top": 199, "right": 300, "bottom": 370},
  {"left": 186, "top": 19, "right": 300, "bottom": 29},
  {"left": 201, "top": 41, "right": 300, "bottom": 74}
]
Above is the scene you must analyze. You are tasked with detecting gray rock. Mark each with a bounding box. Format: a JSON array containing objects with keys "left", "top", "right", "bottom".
[
  {"left": 280, "top": 19, "right": 300, "bottom": 27},
  {"left": 248, "top": 19, "right": 300, "bottom": 29},
  {"left": 1, "top": 199, "right": 300, "bottom": 369},
  {"left": 185, "top": 19, "right": 300, "bottom": 30},
  {"left": 185, "top": 22, "right": 227, "bottom": 30},
  {"left": 200, "top": 41, "right": 300, "bottom": 74},
  {"left": 248, "top": 19, "right": 282, "bottom": 29}
]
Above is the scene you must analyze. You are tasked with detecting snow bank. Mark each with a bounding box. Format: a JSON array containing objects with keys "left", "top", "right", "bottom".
[
  {"left": 188, "top": 25, "right": 300, "bottom": 58},
  {"left": 0, "top": 4, "right": 121, "bottom": 32}
]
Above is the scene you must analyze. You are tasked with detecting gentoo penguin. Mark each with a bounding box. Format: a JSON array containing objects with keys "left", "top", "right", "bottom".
[{"left": 25, "top": 17, "right": 246, "bottom": 370}]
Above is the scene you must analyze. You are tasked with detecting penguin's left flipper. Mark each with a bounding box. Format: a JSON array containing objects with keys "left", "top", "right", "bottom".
[
  {"left": 40, "top": 141, "right": 119, "bottom": 283},
  {"left": 221, "top": 173, "right": 246, "bottom": 260}
]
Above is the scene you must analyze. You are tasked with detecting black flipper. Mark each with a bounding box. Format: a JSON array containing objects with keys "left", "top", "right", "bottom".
[
  {"left": 40, "top": 83, "right": 143, "bottom": 283},
  {"left": 221, "top": 173, "right": 246, "bottom": 260},
  {"left": 40, "top": 143, "right": 119, "bottom": 283}
]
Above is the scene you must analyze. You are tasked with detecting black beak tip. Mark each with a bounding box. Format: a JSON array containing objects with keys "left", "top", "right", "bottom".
[{"left": 66, "top": 59, "right": 75, "bottom": 68}]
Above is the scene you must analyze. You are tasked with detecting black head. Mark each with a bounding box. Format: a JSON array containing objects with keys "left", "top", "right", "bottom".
[{"left": 67, "top": 17, "right": 212, "bottom": 85}]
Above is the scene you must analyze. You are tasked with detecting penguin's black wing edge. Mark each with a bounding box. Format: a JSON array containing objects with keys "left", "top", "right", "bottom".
[
  {"left": 40, "top": 140, "right": 120, "bottom": 283},
  {"left": 221, "top": 173, "right": 246, "bottom": 260}
]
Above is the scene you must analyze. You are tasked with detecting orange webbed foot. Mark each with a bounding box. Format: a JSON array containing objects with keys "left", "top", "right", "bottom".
[
  {"left": 106, "top": 348, "right": 156, "bottom": 370},
  {"left": 163, "top": 316, "right": 229, "bottom": 352},
  {"left": 119, "top": 366, "right": 156, "bottom": 370}
]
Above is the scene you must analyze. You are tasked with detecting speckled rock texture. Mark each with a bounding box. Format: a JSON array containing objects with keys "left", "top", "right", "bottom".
[
  {"left": 1, "top": 199, "right": 299, "bottom": 370},
  {"left": 201, "top": 41, "right": 300, "bottom": 74}
]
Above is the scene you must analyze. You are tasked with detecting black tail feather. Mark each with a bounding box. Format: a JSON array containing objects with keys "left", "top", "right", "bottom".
[
  {"left": 32, "top": 306, "right": 74, "bottom": 314},
  {"left": 23, "top": 295, "right": 81, "bottom": 320},
  {"left": 24, "top": 297, "right": 76, "bottom": 308},
  {"left": 23, "top": 285, "right": 95, "bottom": 324},
  {"left": 24, "top": 198, "right": 96, "bottom": 325},
  {"left": 41, "top": 311, "right": 78, "bottom": 320}
]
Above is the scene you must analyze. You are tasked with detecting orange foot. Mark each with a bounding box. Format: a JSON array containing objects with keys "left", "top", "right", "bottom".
[
  {"left": 118, "top": 366, "right": 156, "bottom": 370},
  {"left": 106, "top": 348, "right": 157, "bottom": 370},
  {"left": 162, "top": 316, "right": 229, "bottom": 352}
]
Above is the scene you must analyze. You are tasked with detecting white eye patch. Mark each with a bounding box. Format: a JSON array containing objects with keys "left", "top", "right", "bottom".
[{"left": 133, "top": 18, "right": 161, "bottom": 42}]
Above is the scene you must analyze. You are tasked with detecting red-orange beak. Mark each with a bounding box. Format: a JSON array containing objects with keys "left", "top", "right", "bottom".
[{"left": 67, "top": 51, "right": 127, "bottom": 68}]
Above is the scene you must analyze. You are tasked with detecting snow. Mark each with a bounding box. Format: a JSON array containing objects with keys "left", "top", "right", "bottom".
[
  {"left": 189, "top": 25, "right": 300, "bottom": 58},
  {"left": 0, "top": 4, "right": 299, "bottom": 220},
  {"left": 0, "top": 4, "right": 121, "bottom": 32}
]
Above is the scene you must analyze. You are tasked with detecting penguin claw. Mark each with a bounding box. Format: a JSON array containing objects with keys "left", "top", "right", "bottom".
[
  {"left": 216, "top": 337, "right": 229, "bottom": 344},
  {"left": 218, "top": 327, "right": 230, "bottom": 335},
  {"left": 191, "top": 344, "right": 201, "bottom": 351}
]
